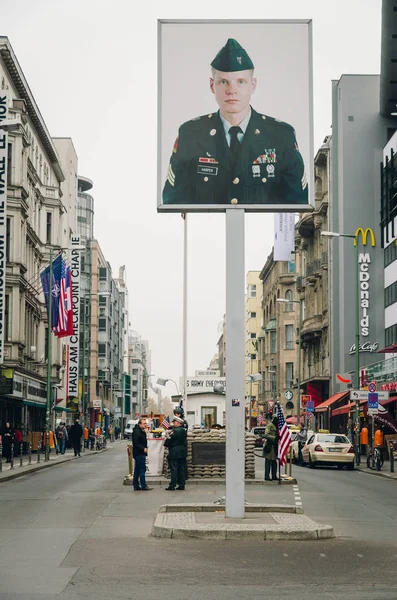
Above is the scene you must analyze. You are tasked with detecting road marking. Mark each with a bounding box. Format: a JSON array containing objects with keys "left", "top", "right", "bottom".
[
  {"left": 295, "top": 502, "right": 303, "bottom": 506},
  {"left": 293, "top": 484, "right": 303, "bottom": 509}
]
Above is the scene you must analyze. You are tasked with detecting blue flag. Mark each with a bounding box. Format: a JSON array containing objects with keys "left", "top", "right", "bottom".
[{"left": 40, "top": 255, "right": 63, "bottom": 329}]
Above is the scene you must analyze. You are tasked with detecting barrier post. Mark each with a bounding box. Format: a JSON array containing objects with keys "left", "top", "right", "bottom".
[
  {"left": 289, "top": 446, "right": 292, "bottom": 478},
  {"left": 28, "top": 442, "right": 32, "bottom": 465},
  {"left": 124, "top": 443, "right": 133, "bottom": 481},
  {"left": 20, "top": 443, "right": 23, "bottom": 467},
  {"left": 10, "top": 443, "right": 14, "bottom": 470},
  {"left": 37, "top": 440, "right": 41, "bottom": 463},
  {"left": 390, "top": 442, "right": 395, "bottom": 474},
  {"left": 0, "top": 441, "right": 2, "bottom": 472}
]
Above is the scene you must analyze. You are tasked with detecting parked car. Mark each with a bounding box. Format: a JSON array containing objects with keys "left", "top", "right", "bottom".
[
  {"left": 301, "top": 432, "right": 355, "bottom": 470},
  {"left": 251, "top": 427, "right": 266, "bottom": 448},
  {"left": 124, "top": 420, "right": 139, "bottom": 440}
]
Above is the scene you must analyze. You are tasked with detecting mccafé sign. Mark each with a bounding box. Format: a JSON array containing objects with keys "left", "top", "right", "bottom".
[{"left": 354, "top": 227, "right": 375, "bottom": 338}]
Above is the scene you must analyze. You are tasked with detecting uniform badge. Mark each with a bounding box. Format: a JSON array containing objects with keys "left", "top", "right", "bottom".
[
  {"left": 173, "top": 137, "right": 179, "bottom": 154},
  {"left": 254, "top": 129, "right": 260, "bottom": 135},
  {"left": 191, "top": 116, "right": 201, "bottom": 121},
  {"left": 266, "top": 164, "right": 275, "bottom": 178},
  {"left": 263, "top": 149, "right": 277, "bottom": 163},
  {"left": 210, "top": 129, "right": 217, "bottom": 136},
  {"left": 301, "top": 171, "right": 308, "bottom": 190},
  {"left": 236, "top": 57, "right": 242, "bottom": 64},
  {"left": 199, "top": 157, "right": 218, "bottom": 164},
  {"left": 167, "top": 164, "right": 175, "bottom": 187},
  {"left": 252, "top": 165, "right": 260, "bottom": 178}
]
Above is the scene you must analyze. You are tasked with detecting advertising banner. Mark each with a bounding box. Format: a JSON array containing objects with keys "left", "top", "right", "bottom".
[
  {"left": 0, "top": 94, "right": 8, "bottom": 363},
  {"left": 274, "top": 213, "right": 295, "bottom": 261},
  {"left": 158, "top": 20, "right": 313, "bottom": 213},
  {"left": 67, "top": 236, "right": 81, "bottom": 398}
]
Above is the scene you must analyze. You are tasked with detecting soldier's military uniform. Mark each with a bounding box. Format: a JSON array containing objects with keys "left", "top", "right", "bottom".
[
  {"left": 162, "top": 38, "right": 308, "bottom": 206},
  {"left": 163, "top": 108, "right": 307, "bottom": 205}
]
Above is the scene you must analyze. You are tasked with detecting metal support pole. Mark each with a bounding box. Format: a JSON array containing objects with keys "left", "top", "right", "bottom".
[
  {"left": 45, "top": 248, "right": 53, "bottom": 462},
  {"left": 101, "top": 372, "right": 104, "bottom": 433},
  {"left": 182, "top": 213, "right": 188, "bottom": 414},
  {"left": 20, "top": 443, "right": 23, "bottom": 467},
  {"left": 296, "top": 300, "right": 302, "bottom": 427},
  {"left": 355, "top": 240, "right": 361, "bottom": 465},
  {"left": 225, "top": 209, "right": 245, "bottom": 519},
  {"left": 390, "top": 442, "right": 394, "bottom": 473}
]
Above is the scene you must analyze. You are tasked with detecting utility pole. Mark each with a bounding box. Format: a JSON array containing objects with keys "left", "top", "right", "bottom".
[{"left": 45, "top": 248, "right": 53, "bottom": 462}]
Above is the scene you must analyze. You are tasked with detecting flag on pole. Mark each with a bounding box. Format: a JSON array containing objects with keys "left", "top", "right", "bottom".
[
  {"left": 40, "top": 254, "right": 63, "bottom": 329},
  {"left": 54, "top": 259, "right": 67, "bottom": 336},
  {"left": 161, "top": 416, "right": 170, "bottom": 429},
  {"left": 54, "top": 265, "right": 73, "bottom": 337},
  {"left": 277, "top": 403, "right": 292, "bottom": 467}
]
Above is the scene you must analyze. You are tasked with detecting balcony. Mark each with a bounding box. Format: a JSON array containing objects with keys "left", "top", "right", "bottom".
[
  {"left": 278, "top": 272, "right": 296, "bottom": 285},
  {"left": 298, "top": 212, "right": 314, "bottom": 237},
  {"left": 301, "top": 314, "right": 323, "bottom": 342}
]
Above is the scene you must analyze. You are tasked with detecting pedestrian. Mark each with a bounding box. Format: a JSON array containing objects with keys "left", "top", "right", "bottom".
[
  {"left": 56, "top": 422, "right": 68, "bottom": 455},
  {"left": 65, "top": 424, "right": 72, "bottom": 449},
  {"left": 14, "top": 424, "right": 23, "bottom": 456},
  {"left": 162, "top": 38, "right": 308, "bottom": 207},
  {"left": 132, "top": 418, "right": 152, "bottom": 491},
  {"left": 2, "top": 422, "right": 15, "bottom": 462},
  {"left": 165, "top": 416, "right": 187, "bottom": 491},
  {"left": 173, "top": 406, "right": 189, "bottom": 480},
  {"left": 69, "top": 419, "right": 83, "bottom": 457},
  {"left": 263, "top": 415, "right": 279, "bottom": 481},
  {"left": 83, "top": 425, "right": 89, "bottom": 449},
  {"left": 297, "top": 422, "right": 307, "bottom": 465},
  {"left": 114, "top": 425, "right": 120, "bottom": 440}
]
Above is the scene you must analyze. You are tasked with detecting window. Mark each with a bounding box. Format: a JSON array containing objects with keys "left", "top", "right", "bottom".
[
  {"left": 249, "top": 311, "right": 257, "bottom": 318},
  {"left": 98, "top": 343, "right": 106, "bottom": 357},
  {"left": 98, "top": 318, "right": 107, "bottom": 331},
  {"left": 285, "top": 324, "right": 294, "bottom": 350},
  {"left": 249, "top": 333, "right": 257, "bottom": 339},
  {"left": 270, "top": 330, "right": 277, "bottom": 353},
  {"left": 385, "top": 282, "right": 397, "bottom": 308},
  {"left": 46, "top": 212, "right": 52, "bottom": 244},
  {"left": 248, "top": 284, "right": 256, "bottom": 298},
  {"left": 6, "top": 218, "right": 10, "bottom": 262},
  {"left": 250, "top": 353, "right": 257, "bottom": 360},
  {"left": 385, "top": 324, "right": 397, "bottom": 347},
  {"left": 99, "top": 307, "right": 106, "bottom": 317},
  {"left": 99, "top": 267, "right": 107, "bottom": 281},
  {"left": 285, "top": 289, "right": 294, "bottom": 312},
  {"left": 286, "top": 362, "right": 294, "bottom": 388},
  {"left": 288, "top": 258, "right": 296, "bottom": 273},
  {"left": 98, "top": 295, "right": 107, "bottom": 306},
  {"left": 384, "top": 243, "right": 397, "bottom": 267}
]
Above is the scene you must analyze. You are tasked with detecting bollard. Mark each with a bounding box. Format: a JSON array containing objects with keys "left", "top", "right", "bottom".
[
  {"left": 124, "top": 443, "right": 133, "bottom": 481},
  {"left": 28, "top": 442, "right": 32, "bottom": 465},
  {"left": 288, "top": 446, "right": 292, "bottom": 478},
  {"left": 20, "top": 442, "right": 23, "bottom": 467},
  {"left": 0, "top": 441, "right": 2, "bottom": 472},
  {"left": 10, "top": 443, "right": 14, "bottom": 470},
  {"left": 390, "top": 442, "right": 395, "bottom": 473},
  {"left": 37, "top": 439, "right": 41, "bottom": 463}
]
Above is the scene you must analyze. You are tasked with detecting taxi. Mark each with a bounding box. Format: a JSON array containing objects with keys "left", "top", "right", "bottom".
[
  {"left": 290, "top": 429, "right": 314, "bottom": 463},
  {"left": 301, "top": 430, "right": 355, "bottom": 470}
]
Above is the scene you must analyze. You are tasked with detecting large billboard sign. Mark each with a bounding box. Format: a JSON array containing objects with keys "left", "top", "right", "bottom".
[{"left": 158, "top": 20, "right": 314, "bottom": 213}]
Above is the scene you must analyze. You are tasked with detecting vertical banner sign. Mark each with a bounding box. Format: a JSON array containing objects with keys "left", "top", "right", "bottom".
[
  {"left": 0, "top": 94, "right": 8, "bottom": 364},
  {"left": 67, "top": 236, "right": 81, "bottom": 398},
  {"left": 274, "top": 213, "right": 295, "bottom": 261}
]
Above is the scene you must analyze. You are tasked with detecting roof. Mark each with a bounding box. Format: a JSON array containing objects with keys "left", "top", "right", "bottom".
[{"left": 315, "top": 391, "right": 349, "bottom": 413}]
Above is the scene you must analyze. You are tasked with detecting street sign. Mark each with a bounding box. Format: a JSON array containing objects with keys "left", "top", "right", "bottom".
[
  {"left": 285, "top": 390, "right": 293, "bottom": 401},
  {"left": 368, "top": 381, "right": 377, "bottom": 393},
  {"left": 306, "top": 400, "right": 315, "bottom": 412},
  {"left": 350, "top": 390, "right": 389, "bottom": 401},
  {"left": 301, "top": 394, "right": 311, "bottom": 406},
  {"left": 368, "top": 392, "right": 379, "bottom": 415}
]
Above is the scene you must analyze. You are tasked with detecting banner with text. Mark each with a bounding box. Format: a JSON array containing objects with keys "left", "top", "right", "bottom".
[
  {"left": 67, "top": 236, "right": 81, "bottom": 398},
  {"left": 0, "top": 94, "right": 8, "bottom": 363},
  {"left": 274, "top": 213, "right": 295, "bottom": 261}
]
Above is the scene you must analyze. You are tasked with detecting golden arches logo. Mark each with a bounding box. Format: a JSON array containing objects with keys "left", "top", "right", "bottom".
[{"left": 353, "top": 228, "right": 375, "bottom": 247}]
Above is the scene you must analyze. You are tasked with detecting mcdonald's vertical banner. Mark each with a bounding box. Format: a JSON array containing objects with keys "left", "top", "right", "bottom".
[
  {"left": 0, "top": 94, "right": 9, "bottom": 364},
  {"left": 67, "top": 236, "right": 81, "bottom": 398}
]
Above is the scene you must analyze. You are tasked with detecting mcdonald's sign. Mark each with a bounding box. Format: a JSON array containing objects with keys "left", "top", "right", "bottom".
[{"left": 353, "top": 228, "right": 376, "bottom": 247}]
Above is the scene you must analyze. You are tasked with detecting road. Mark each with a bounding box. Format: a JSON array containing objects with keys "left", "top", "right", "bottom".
[{"left": 0, "top": 443, "right": 395, "bottom": 600}]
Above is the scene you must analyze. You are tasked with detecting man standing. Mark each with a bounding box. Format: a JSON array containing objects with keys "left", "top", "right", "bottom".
[
  {"left": 132, "top": 419, "right": 152, "bottom": 491},
  {"left": 263, "top": 415, "right": 279, "bottom": 481},
  {"left": 69, "top": 419, "right": 83, "bottom": 457},
  {"left": 56, "top": 422, "right": 68, "bottom": 455},
  {"left": 165, "top": 416, "right": 187, "bottom": 491},
  {"left": 163, "top": 38, "right": 307, "bottom": 206}
]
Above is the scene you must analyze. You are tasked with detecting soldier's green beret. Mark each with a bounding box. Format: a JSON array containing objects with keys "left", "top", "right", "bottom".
[{"left": 211, "top": 38, "right": 254, "bottom": 72}]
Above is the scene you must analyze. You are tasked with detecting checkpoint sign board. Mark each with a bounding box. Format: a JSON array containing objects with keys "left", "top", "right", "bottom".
[{"left": 367, "top": 393, "right": 379, "bottom": 415}]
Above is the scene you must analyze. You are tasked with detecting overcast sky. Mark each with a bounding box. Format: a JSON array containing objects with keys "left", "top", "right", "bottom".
[{"left": 1, "top": 1, "right": 381, "bottom": 397}]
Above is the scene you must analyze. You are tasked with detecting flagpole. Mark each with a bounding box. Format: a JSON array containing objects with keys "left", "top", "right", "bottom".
[{"left": 45, "top": 248, "right": 53, "bottom": 462}]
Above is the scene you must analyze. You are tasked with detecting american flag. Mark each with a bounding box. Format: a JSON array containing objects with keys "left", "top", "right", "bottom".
[
  {"left": 277, "top": 403, "right": 292, "bottom": 467},
  {"left": 54, "top": 260, "right": 67, "bottom": 335},
  {"left": 161, "top": 416, "right": 170, "bottom": 429}
]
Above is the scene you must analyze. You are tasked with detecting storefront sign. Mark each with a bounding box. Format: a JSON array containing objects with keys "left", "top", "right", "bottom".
[
  {"left": 12, "top": 373, "right": 46, "bottom": 403},
  {"left": 0, "top": 94, "right": 8, "bottom": 364},
  {"left": 67, "top": 236, "right": 81, "bottom": 398},
  {"left": 186, "top": 377, "right": 226, "bottom": 393},
  {"left": 195, "top": 370, "right": 220, "bottom": 376},
  {"left": 349, "top": 342, "right": 379, "bottom": 354},
  {"left": 358, "top": 252, "right": 371, "bottom": 337}
]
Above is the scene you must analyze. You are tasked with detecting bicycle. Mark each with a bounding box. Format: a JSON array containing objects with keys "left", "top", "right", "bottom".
[{"left": 367, "top": 444, "right": 384, "bottom": 471}]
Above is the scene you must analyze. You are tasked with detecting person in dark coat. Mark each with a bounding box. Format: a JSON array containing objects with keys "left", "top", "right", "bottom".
[
  {"left": 263, "top": 415, "right": 279, "bottom": 481},
  {"left": 162, "top": 38, "right": 308, "bottom": 207},
  {"left": 69, "top": 419, "right": 83, "bottom": 457},
  {"left": 2, "top": 422, "right": 15, "bottom": 462},
  {"left": 165, "top": 416, "right": 188, "bottom": 491},
  {"left": 132, "top": 419, "right": 152, "bottom": 491}
]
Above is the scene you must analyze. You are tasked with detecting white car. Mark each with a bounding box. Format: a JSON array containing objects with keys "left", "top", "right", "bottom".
[{"left": 301, "top": 432, "right": 355, "bottom": 470}]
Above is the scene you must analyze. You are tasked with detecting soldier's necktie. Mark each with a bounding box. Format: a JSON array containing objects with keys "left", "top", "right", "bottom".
[{"left": 229, "top": 126, "right": 242, "bottom": 170}]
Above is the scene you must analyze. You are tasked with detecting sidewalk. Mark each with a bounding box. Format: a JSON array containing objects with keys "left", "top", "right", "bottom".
[
  {"left": 356, "top": 463, "right": 397, "bottom": 481},
  {"left": 0, "top": 441, "right": 119, "bottom": 483}
]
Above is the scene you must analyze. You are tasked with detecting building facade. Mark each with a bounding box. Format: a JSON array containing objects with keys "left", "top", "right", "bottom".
[{"left": 245, "top": 271, "right": 262, "bottom": 427}]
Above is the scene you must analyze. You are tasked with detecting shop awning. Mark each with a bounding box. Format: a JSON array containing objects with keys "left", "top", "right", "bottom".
[
  {"left": 54, "top": 406, "right": 74, "bottom": 413},
  {"left": 380, "top": 396, "right": 397, "bottom": 406},
  {"left": 315, "top": 391, "right": 349, "bottom": 413},
  {"left": 23, "top": 400, "right": 46, "bottom": 409}
]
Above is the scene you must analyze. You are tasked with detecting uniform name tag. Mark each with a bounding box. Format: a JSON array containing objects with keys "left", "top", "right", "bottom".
[{"left": 197, "top": 165, "right": 218, "bottom": 176}]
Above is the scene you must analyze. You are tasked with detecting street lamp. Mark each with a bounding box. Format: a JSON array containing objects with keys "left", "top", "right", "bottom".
[
  {"left": 321, "top": 230, "right": 360, "bottom": 465},
  {"left": 277, "top": 297, "right": 303, "bottom": 429},
  {"left": 246, "top": 373, "right": 262, "bottom": 428},
  {"left": 156, "top": 377, "right": 180, "bottom": 396}
]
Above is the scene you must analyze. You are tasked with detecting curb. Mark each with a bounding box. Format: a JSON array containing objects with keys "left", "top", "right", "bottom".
[
  {"left": 150, "top": 504, "right": 334, "bottom": 541},
  {"left": 357, "top": 467, "right": 397, "bottom": 481},
  {"left": 0, "top": 448, "right": 107, "bottom": 483},
  {"left": 123, "top": 477, "right": 297, "bottom": 487}
]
